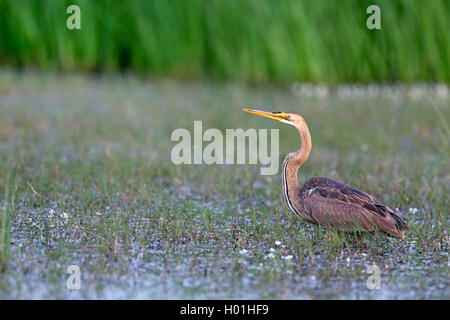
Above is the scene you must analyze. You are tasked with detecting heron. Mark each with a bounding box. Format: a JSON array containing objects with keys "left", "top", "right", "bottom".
[{"left": 243, "top": 108, "right": 408, "bottom": 239}]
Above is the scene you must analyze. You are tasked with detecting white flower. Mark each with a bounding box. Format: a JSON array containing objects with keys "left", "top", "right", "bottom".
[
  {"left": 269, "top": 247, "right": 276, "bottom": 253},
  {"left": 409, "top": 208, "right": 419, "bottom": 214},
  {"left": 267, "top": 253, "right": 275, "bottom": 259},
  {"left": 275, "top": 240, "right": 282, "bottom": 246},
  {"left": 283, "top": 255, "right": 293, "bottom": 260},
  {"left": 95, "top": 211, "right": 102, "bottom": 216},
  {"left": 239, "top": 249, "right": 248, "bottom": 255},
  {"left": 61, "top": 212, "right": 69, "bottom": 223}
]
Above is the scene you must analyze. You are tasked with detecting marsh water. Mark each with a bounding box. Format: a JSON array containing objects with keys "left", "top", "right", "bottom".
[{"left": 0, "top": 71, "right": 448, "bottom": 299}]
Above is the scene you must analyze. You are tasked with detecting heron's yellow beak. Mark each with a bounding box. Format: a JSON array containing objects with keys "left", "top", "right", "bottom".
[{"left": 243, "top": 108, "right": 290, "bottom": 121}]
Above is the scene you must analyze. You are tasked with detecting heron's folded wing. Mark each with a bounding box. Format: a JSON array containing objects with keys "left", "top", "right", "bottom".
[{"left": 303, "top": 193, "right": 404, "bottom": 238}]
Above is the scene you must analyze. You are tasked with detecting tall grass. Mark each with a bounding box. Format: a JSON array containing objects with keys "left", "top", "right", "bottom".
[
  {"left": 0, "top": 0, "right": 448, "bottom": 83},
  {"left": 0, "top": 173, "right": 15, "bottom": 272}
]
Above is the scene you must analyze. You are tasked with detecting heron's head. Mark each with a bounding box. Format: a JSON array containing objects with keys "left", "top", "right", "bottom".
[{"left": 243, "top": 108, "right": 305, "bottom": 128}]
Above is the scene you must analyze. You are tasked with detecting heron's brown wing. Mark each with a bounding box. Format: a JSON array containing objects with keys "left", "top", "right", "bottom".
[
  {"left": 301, "top": 178, "right": 407, "bottom": 238},
  {"left": 302, "top": 177, "right": 408, "bottom": 228},
  {"left": 303, "top": 177, "right": 390, "bottom": 212},
  {"left": 302, "top": 194, "right": 405, "bottom": 238}
]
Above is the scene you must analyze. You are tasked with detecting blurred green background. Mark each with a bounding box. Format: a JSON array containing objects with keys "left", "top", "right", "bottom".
[{"left": 0, "top": 0, "right": 448, "bottom": 83}]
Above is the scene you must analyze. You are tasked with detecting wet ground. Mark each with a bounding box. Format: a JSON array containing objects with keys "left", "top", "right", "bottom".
[{"left": 0, "top": 70, "right": 448, "bottom": 299}]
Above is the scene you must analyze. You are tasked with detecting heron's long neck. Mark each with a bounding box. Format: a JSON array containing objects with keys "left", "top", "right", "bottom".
[{"left": 281, "top": 124, "right": 312, "bottom": 218}]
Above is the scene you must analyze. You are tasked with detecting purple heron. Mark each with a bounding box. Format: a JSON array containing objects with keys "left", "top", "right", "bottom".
[{"left": 244, "top": 108, "right": 408, "bottom": 239}]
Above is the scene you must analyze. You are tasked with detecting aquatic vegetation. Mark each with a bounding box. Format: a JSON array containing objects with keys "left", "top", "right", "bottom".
[{"left": 0, "top": 71, "right": 448, "bottom": 299}]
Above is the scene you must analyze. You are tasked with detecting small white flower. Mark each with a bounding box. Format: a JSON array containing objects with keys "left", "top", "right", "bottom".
[
  {"left": 283, "top": 255, "right": 293, "bottom": 260},
  {"left": 269, "top": 247, "right": 276, "bottom": 253},
  {"left": 239, "top": 249, "right": 248, "bottom": 255},
  {"left": 95, "top": 211, "right": 102, "bottom": 216},
  {"left": 346, "top": 257, "right": 351, "bottom": 263},
  {"left": 409, "top": 207, "right": 419, "bottom": 214},
  {"left": 61, "top": 212, "right": 69, "bottom": 223},
  {"left": 49, "top": 209, "right": 55, "bottom": 216},
  {"left": 275, "top": 240, "right": 282, "bottom": 246},
  {"left": 267, "top": 253, "right": 275, "bottom": 259}
]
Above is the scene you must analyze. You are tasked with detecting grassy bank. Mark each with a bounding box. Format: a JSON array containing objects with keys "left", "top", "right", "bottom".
[
  {"left": 0, "top": 0, "right": 449, "bottom": 83},
  {"left": 0, "top": 70, "right": 448, "bottom": 298}
]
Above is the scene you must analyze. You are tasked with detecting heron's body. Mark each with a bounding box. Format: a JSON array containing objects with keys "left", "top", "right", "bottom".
[{"left": 244, "top": 108, "right": 408, "bottom": 239}]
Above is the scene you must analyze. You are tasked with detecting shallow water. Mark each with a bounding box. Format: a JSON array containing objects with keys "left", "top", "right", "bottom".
[
  {"left": 0, "top": 71, "right": 448, "bottom": 299},
  {"left": 3, "top": 188, "right": 448, "bottom": 299}
]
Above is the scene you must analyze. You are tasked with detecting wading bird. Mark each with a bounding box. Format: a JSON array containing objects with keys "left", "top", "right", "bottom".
[{"left": 244, "top": 108, "right": 408, "bottom": 239}]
